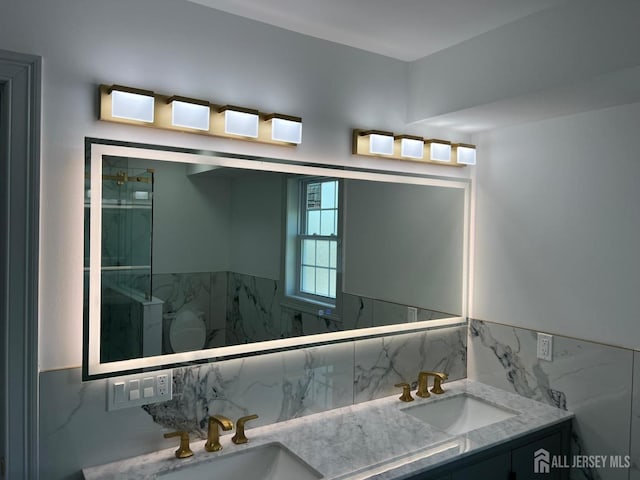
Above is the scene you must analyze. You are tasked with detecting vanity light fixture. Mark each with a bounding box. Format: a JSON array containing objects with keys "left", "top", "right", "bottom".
[
  {"left": 99, "top": 84, "right": 302, "bottom": 148},
  {"left": 396, "top": 134, "right": 424, "bottom": 159},
  {"left": 453, "top": 143, "right": 477, "bottom": 166},
  {"left": 360, "top": 130, "right": 394, "bottom": 156},
  {"left": 425, "top": 139, "right": 452, "bottom": 162},
  {"left": 352, "top": 129, "right": 468, "bottom": 167},
  {"left": 219, "top": 105, "right": 260, "bottom": 138},
  {"left": 168, "top": 96, "right": 210, "bottom": 131},
  {"left": 264, "top": 113, "right": 302, "bottom": 145},
  {"left": 108, "top": 85, "right": 155, "bottom": 123}
]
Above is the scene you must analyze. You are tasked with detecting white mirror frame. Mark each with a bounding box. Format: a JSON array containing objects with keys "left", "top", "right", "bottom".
[{"left": 85, "top": 140, "right": 470, "bottom": 379}]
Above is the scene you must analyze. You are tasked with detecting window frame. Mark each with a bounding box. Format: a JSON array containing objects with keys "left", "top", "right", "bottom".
[
  {"left": 295, "top": 177, "right": 341, "bottom": 305},
  {"left": 282, "top": 175, "right": 345, "bottom": 314}
]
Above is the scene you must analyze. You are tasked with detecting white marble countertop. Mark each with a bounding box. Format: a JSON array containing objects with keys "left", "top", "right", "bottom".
[{"left": 82, "top": 380, "right": 573, "bottom": 480}]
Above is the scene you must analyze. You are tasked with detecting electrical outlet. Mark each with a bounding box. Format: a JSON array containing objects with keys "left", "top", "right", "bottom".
[
  {"left": 537, "top": 333, "right": 553, "bottom": 361},
  {"left": 407, "top": 307, "right": 418, "bottom": 323}
]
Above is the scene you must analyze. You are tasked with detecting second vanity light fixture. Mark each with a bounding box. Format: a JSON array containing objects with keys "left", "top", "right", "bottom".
[
  {"left": 100, "top": 84, "right": 303, "bottom": 146},
  {"left": 353, "top": 129, "right": 476, "bottom": 167}
]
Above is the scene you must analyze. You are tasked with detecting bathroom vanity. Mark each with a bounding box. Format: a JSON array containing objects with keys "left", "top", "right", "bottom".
[{"left": 82, "top": 380, "right": 573, "bottom": 480}]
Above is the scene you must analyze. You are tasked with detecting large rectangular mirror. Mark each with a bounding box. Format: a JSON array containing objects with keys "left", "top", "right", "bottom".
[{"left": 84, "top": 138, "right": 470, "bottom": 379}]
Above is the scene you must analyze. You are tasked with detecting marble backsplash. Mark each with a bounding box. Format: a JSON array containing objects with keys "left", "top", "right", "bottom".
[
  {"left": 39, "top": 324, "right": 467, "bottom": 479},
  {"left": 468, "top": 319, "right": 634, "bottom": 480},
  {"left": 150, "top": 270, "right": 457, "bottom": 352}
]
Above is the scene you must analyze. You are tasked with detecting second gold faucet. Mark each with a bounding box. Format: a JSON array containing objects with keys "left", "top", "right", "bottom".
[
  {"left": 417, "top": 371, "right": 448, "bottom": 398},
  {"left": 204, "top": 413, "right": 260, "bottom": 452}
]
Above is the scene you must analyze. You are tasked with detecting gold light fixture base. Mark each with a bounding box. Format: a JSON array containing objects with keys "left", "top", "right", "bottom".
[
  {"left": 352, "top": 129, "right": 473, "bottom": 167},
  {"left": 99, "top": 84, "right": 301, "bottom": 147}
]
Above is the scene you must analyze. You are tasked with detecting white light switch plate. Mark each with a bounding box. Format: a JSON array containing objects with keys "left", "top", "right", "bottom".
[
  {"left": 107, "top": 370, "right": 173, "bottom": 411},
  {"left": 537, "top": 333, "right": 553, "bottom": 361}
]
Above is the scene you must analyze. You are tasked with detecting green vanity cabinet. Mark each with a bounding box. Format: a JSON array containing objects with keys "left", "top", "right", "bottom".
[{"left": 410, "top": 420, "right": 571, "bottom": 480}]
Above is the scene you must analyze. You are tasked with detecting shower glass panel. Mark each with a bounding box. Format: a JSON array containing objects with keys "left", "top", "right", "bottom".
[{"left": 85, "top": 157, "right": 154, "bottom": 363}]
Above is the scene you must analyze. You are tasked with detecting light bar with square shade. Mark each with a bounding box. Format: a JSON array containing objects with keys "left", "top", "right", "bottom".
[
  {"left": 454, "top": 143, "right": 477, "bottom": 165},
  {"left": 360, "top": 130, "right": 394, "bottom": 156},
  {"left": 426, "top": 139, "right": 452, "bottom": 162},
  {"left": 396, "top": 135, "right": 424, "bottom": 159},
  {"left": 265, "top": 113, "right": 302, "bottom": 144},
  {"left": 219, "top": 105, "right": 259, "bottom": 138},
  {"left": 169, "top": 96, "right": 210, "bottom": 131},
  {"left": 108, "top": 85, "right": 155, "bottom": 123}
]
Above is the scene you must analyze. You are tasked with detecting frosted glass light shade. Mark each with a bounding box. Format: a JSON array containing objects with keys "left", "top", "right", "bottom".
[
  {"left": 111, "top": 90, "right": 154, "bottom": 123},
  {"left": 400, "top": 138, "right": 424, "bottom": 159},
  {"left": 271, "top": 117, "right": 302, "bottom": 144},
  {"left": 369, "top": 134, "right": 394, "bottom": 155},
  {"left": 133, "top": 191, "right": 149, "bottom": 200},
  {"left": 429, "top": 142, "right": 452, "bottom": 162},
  {"left": 171, "top": 100, "right": 210, "bottom": 131},
  {"left": 224, "top": 109, "right": 259, "bottom": 138},
  {"left": 456, "top": 145, "right": 476, "bottom": 165}
]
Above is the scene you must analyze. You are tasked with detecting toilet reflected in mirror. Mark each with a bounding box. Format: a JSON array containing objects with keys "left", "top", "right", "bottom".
[{"left": 163, "top": 310, "right": 207, "bottom": 354}]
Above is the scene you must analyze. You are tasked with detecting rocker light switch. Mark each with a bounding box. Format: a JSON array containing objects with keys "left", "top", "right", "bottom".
[
  {"left": 128, "top": 379, "right": 140, "bottom": 401},
  {"left": 114, "top": 382, "right": 126, "bottom": 403},
  {"left": 143, "top": 377, "right": 155, "bottom": 398}
]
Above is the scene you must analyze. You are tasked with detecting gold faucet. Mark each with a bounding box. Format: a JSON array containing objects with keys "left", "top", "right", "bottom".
[
  {"left": 232, "top": 414, "right": 259, "bottom": 444},
  {"left": 416, "top": 372, "right": 431, "bottom": 398},
  {"left": 417, "top": 371, "right": 449, "bottom": 397},
  {"left": 394, "top": 383, "right": 414, "bottom": 402},
  {"left": 205, "top": 415, "right": 234, "bottom": 452},
  {"left": 163, "top": 430, "right": 194, "bottom": 458}
]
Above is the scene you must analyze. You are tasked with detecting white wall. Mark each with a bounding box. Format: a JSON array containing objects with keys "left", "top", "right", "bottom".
[
  {"left": 229, "top": 171, "right": 283, "bottom": 280},
  {"left": 407, "top": 0, "right": 640, "bottom": 123},
  {"left": 472, "top": 101, "right": 640, "bottom": 349},
  {"left": 344, "top": 179, "right": 464, "bottom": 314},
  {"left": 0, "top": 0, "right": 469, "bottom": 371},
  {"left": 151, "top": 161, "right": 232, "bottom": 274}
]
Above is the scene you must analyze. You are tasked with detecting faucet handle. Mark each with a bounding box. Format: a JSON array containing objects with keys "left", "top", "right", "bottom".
[
  {"left": 394, "top": 383, "right": 414, "bottom": 402},
  {"left": 232, "top": 414, "right": 259, "bottom": 444},
  {"left": 163, "top": 430, "right": 194, "bottom": 458},
  {"left": 422, "top": 371, "right": 448, "bottom": 394}
]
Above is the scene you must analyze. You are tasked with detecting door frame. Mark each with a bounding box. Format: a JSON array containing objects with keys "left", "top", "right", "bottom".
[{"left": 0, "top": 49, "right": 41, "bottom": 479}]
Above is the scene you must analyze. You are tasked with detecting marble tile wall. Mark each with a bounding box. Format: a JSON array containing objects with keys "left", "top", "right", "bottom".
[
  {"left": 39, "top": 324, "right": 467, "bottom": 479},
  {"left": 354, "top": 326, "right": 467, "bottom": 403},
  {"left": 225, "top": 272, "right": 283, "bottom": 344},
  {"left": 152, "top": 272, "right": 227, "bottom": 350},
  {"left": 468, "top": 319, "right": 634, "bottom": 480}
]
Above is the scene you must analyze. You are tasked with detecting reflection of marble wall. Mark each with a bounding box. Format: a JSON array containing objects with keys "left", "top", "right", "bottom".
[
  {"left": 152, "top": 272, "right": 227, "bottom": 351},
  {"left": 469, "top": 319, "right": 633, "bottom": 480},
  {"left": 226, "top": 272, "right": 283, "bottom": 344},
  {"left": 147, "top": 270, "right": 462, "bottom": 351},
  {"left": 40, "top": 323, "right": 467, "bottom": 479},
  {"left": 342, "top": 293, "right": 457, "bottom": 331}
]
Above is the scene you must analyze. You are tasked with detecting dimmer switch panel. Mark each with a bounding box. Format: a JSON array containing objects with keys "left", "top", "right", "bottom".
[{"left": 107, "top": 370, "right": 173, "bottom": 411}]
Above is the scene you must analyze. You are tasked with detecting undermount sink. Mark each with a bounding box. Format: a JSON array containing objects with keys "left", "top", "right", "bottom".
[
  {"left": 157, "top": 443, "right": 323, "bottom": 480},
  {"left": 403, "top": 394, "right": 518, "bottom": 435}
]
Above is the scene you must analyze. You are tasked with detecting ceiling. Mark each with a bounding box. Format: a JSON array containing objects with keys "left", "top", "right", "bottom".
[{"left": 186, "top": 0, "right": 565, "bottom": 61}]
